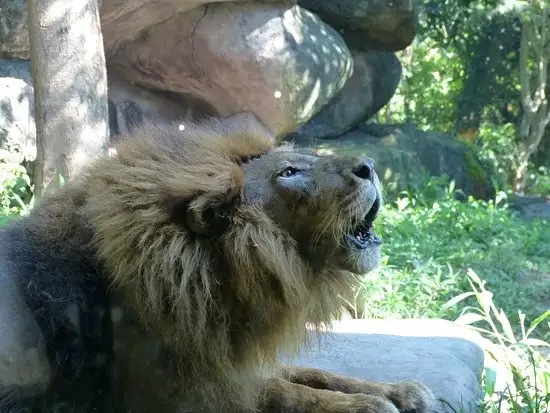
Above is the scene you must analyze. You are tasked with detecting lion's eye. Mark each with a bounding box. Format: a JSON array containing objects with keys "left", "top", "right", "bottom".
[{"left": 279, "top": 167, "right": 300, "bottom": 178}]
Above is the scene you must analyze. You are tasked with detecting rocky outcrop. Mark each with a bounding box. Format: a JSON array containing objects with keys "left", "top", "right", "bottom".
[
  {"left": 297, "top": 0, "right": 417, "bottom": 51},
  {"left": 0, "top": 0, "right": 414, "bottom": 140},
  {"left": 288, "top": 50, "right": 402, "bottom": 140},
  {"left": 285, "top": 319, "right": 485, "bottom": 413},
  {"left": 0, "top": 59, "right": 34, "bottom": 164},
  {"left": 509, "top": 194, "right": 550, "bottom": 221}
]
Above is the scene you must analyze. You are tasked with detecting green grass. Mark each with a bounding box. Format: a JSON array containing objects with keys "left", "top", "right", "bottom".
[{"left": 349, "top": 179, "right": 550, "bottom": 334}]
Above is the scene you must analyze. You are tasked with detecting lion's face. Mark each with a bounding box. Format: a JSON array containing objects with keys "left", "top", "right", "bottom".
[{"left": 241, "top": 149, "right": 382, "bottom": 275}]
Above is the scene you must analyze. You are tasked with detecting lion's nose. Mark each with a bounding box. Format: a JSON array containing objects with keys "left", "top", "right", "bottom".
[{"left": 352, "top": 158, "right": 375, "bottom": 180}]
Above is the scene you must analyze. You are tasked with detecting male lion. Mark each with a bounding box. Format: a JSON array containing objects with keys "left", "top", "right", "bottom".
[{"left": 0, "top": 113, "right": 434, "bottom": 413}]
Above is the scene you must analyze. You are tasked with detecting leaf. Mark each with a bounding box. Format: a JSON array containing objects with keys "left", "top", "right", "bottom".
[
  {"left": 520, "top": 338, "right": 550, "bottom": 347},
  {"left": 467, "top": 268, "right": 483, "bottom": 286},
  {"left": 519, "top": 311, "right": 526, "bottom": 339},
  {"left": 525, "top": 310, "right": 550, "bottom": 338},
  {"left": 448, "top": 180, "right": 456, "bottom": 195},
  {"left": 442, "top": 292, "right": 476, "bottom": 310},
  {"left": 484, "top": 367, "right": 498, "bottom": 396},
  {"left": 496, "top": 308, "right": 517, "bottom": 343},
  {"left": 455, "top": 312, "right": 486, "bottom": 326},
  {"left": 478, "top": 290, "right": 494, "bottom": 316},
  {"left": 396, "top": 197, "right": 410, "bottom": 211}
]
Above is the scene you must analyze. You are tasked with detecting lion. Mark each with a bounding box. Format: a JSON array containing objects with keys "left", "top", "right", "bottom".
[{"left": 0, "top": 113, "right": 434, "bottom": 413}]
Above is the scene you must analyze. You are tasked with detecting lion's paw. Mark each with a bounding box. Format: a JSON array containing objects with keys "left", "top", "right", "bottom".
[
  {"left": 384, "top": 380, "right": 435, "bottom": 413},
  {"left": 339, "top": 394, "right": 400, "bottom": 413}
]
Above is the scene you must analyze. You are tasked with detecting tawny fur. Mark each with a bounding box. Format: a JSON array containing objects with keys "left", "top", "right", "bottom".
[{"left": 7, "top": 114, "right": 393, "bottom": 412}]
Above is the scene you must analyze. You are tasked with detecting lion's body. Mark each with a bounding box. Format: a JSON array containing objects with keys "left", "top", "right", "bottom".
[{"left": 0, "top": 114, "right": 433, "bottom": 413}]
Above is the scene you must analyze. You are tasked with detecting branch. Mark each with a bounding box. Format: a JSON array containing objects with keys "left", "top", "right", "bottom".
[
  {"left": 544, "top": 105, "right": 550, "bottom": 125},
  {"left": 519, "top": 19, "right": 533, "bottom": 113}
]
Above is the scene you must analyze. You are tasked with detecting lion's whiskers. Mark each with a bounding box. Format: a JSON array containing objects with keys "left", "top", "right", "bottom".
[{"left": 311, "top": 212, "right": 338, "bottom": 247}]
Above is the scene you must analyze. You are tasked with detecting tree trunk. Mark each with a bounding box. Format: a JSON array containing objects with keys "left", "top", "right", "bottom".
[
  {"left": 514, "top": 7, "right": 550, "bottom": 194},
  {"left": 27, "top": 0, "right": 109, "bottom": 199}
]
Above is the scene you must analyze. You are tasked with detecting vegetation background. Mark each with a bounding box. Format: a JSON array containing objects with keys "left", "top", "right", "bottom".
[{"left": 0, "top": 0, "right": 548, "bottom": 412}]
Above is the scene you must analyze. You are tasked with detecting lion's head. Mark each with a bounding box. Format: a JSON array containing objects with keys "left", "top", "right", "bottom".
[
  {"left": 240, "top": 148, "right": 382, "bottom": 276},
  {"left": 81, "top": 113, "right": 382, "bottom": 393}
]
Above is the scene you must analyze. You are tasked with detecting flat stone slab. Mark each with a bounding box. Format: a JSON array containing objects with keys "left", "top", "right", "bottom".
[{"left": 283, "top": 318, "right": 485, "bottom": 413}]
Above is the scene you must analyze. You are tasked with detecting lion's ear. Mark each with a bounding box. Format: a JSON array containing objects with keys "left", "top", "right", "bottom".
[{"left": 167, "top": 197, "right": 235, "bottom": 236}]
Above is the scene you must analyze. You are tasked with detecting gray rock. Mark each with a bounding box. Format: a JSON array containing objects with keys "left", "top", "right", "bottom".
[
  {"left": 0, "top": 254, "right": 51, "bottom": 396},
  {"left": 0, "top": 59, "right": 35, "bottom": 164},
  {"left": 0, "top": 0, "right": 409, "bottom": 140},
  {"left": 288, "top": 50, "right": 401, "bottom": 139},
  {"left": 297, "top": 0, "right": 417, "bottom": 51},
  {"left": 284, "top": 319, "right": 485, "bottom": 413},
  {"left": 0, "top": 0, "right": 290, "bottom": 59},
  {"left": 0, "top": 58, "right": 31, "bottom": 81},
  {"left": 509, "top": 194, "right": 550, "bottom": 221},
  {"left": 107, "top": 75, "right": 217, "bottom": 140},
  {"left": 0, "top": 0, "right": 29, "bottom": 59},
  {"left": 0, "top": 60, "right": 214, "bottom": 154},
  {"left": 108, "top": 3, "right": 353, "bottom": 138}
]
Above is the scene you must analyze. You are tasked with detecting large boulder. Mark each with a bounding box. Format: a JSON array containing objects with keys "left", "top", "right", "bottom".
[
  {"left": 288, "top": 50, "right": 402, "bottom": 140},
  {"left": 509, "top": 194, "right": 550, "bottom": 221},
  {"left": 0, "top": 59, "right": 35, "bottom": 164},
  {"left": 297, "top": 0, "right": 417, "bottom": 51},
  {"left": 0, "top": 0, "right": 413, "bottom": 138},
  {"left": 285, "top": 319, "right": 485, "bottom": 413},
  {"left": 1, "top": 0, "right": 417, "bottom": 58},
  {"left": 107, "top": 3, "right": 353, "bottom": 138},
  {"left": 290, "top": 123, "right": 496, "bottom": 200}
]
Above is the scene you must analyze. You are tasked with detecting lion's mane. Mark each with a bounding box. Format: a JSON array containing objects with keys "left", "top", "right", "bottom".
[{"left": 74, "top": 116, "right": 353, "bottom": 409}]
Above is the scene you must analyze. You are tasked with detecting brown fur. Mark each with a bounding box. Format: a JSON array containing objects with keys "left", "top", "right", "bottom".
[{"left": 23, "top": 113, "right": 433, "bottom": 412}]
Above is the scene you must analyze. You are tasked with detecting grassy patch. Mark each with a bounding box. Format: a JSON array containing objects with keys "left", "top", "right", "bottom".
[{"left": 348, "top": 179, "right": 550, "bottom": 336}]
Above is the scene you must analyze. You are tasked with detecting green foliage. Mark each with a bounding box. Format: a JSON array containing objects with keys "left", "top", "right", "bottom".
[
  {"left": 0, "top": 162, "right": 34, "bottom": 218},
  {"left": 386, "top": 40, "right": 465, "bottom": 131},
  {"left": 526, "top": 166, "right": 550, "bottom": 197},
  {"left": 476, "top": 122, "right": 519, "bottom": 190},
  {"left": 420, "top": 0, "right": 502, "bottom": 48},
  {"left": 352, "top": 177, "right": 550, "bottom": 336},
  {"left": 384, "top": 1, "right": 549, "bottom": 192},
  {"left": 452, "top": 270, "right": 549, "bottom": 413}
]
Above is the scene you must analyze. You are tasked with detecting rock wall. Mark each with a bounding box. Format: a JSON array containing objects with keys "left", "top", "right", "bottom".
[
  {"left": 0, "top": 0, "right": 495, "bottom": 199},
  {"left": 0, "top": 0, "right": 413, "bottom": 142}
]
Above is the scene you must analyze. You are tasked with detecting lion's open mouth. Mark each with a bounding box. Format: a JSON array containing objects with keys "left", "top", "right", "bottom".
[{"left": 345, "top": 197, "right": 382, "bottom": 249}]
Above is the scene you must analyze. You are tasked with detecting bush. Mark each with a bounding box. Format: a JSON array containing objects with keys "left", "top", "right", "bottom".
[
  {"left": 0, "top": 162, "right": 33, "bottom": 220},
  {"left": 452, "top": 270, "right": 549, "bottom": 413},
  {"left": 526, "top": 166, "right": 550, "bottom": 197}
]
